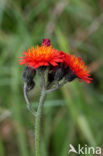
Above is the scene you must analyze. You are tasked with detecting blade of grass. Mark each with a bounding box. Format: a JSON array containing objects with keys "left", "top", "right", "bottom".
[{"left": 0, "top": 138, "right": 4, "bottom": 156}]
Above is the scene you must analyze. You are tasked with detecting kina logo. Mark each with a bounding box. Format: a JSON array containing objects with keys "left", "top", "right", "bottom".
[{"left": 68, "top": 144, "right": 101, "bottom": 155}]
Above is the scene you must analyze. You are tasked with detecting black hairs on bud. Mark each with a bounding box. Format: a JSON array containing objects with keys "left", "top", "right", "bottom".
[
  {"left": 37, "top": 66, "right": 47, "bottom": 72},
  {"left": 27, "top": 80, "right": 35, "bottom": 91},
  {"left": 65, "top": 68, "right": 77, "bottom": 82},
  {"left": 48, "top": 72, "right": 55, "bottom": 83},
  {"left": 48, "top": 66, "right": 65, "bottom": 85},
  {"left": 22, "top": 66, "right": 36, "bottom": 83},
  {"left": 54, "top": 67, "right": 65, "bottom": 81}
]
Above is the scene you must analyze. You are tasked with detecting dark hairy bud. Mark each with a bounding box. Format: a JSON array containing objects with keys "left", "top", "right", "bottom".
[
  {"left": 54, "top": 67, "right": 65, "bottom": 81},
  {"left": 37, "top": 66, "right": 47, "bottom": 72},
  {"left": 27, "top": 80, "right": 35, "bottom": 91},
  {"left": 65, "top": 68, "right": 77, "bottom": 82},
  {"left": 48, "top": 72, "right": 55, "bottom": 83},
  {"left": 22, "top": 66, "right": 36, "bottom": 83},
  {"left": 48, "top": 66, "right": 65, "bottom": 84}
]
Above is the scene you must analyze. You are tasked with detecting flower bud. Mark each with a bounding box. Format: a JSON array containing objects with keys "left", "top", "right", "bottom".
[
  {"left": 22, "top": 66, "right": 36, "bottom": 83},
  {"left": 65, "top": 68, "right": 77, "bottom": 82},
  {"left": 27, "top": 80, "right": 35, "bottom": 91},
  {"left": 42, "top": 38, "right": 51, "bottom": 47},
  {"left": 48, "top": 72, "right": 55, "bottom": 83},
  {"left": 54, "top": 67, "right": 65, "bottom": 81}
]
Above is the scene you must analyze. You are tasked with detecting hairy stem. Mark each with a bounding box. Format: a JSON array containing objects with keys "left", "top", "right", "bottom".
[
  {"left": 46, "top": 80, "right": 68, "bottom": 93},
  {"left": 23, "top": 83, "right": 36, "bottom": 116},
  {"left": 35, "top": 71, "right": 46, "bottom": 156},
  {"left": 24, "top": 69, "right": 67, "bottom": 156},
  {"left": 35, "top": 88, "right": 46, "bottom": 156}
]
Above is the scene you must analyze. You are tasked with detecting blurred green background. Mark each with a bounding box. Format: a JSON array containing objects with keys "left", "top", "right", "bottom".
[{"left": 0, "top": 0, "right": 103, "bottom": 156}]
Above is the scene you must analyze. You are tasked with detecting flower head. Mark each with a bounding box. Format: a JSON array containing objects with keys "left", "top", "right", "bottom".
[
  {"left": 62, "top": 52, "right": 92, "bottom": 83},
  {"left": 19, "top": 39, "right": 64, "bottom": 69},
  {"left": 19, "top": 38, "right": 92, "bottom": 84}
]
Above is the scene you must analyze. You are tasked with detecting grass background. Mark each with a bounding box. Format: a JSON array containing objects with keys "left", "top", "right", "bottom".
[{"left": 0, "top": 0, "right": 103, "bottom": 156}]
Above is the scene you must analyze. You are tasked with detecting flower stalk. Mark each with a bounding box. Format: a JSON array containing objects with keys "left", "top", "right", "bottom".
[
  {"left": 23, "top": 69, "right": 68, "bottom": 156},
  {"left": 23, "top": 82, "right": 37, "bottom": 116},
  {"left": 35, "top": 87, "right": 46, "bottom": 156},
  {"left": 34, "top": 71, "right": 46, "bottom": 156}
]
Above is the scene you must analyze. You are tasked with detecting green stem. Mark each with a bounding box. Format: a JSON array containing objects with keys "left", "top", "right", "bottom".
[
  {"left": 23, "top": 83, "right": 37, "bottom": 116},
  {"left": 35, "top": 87, "right": 46, "bottom": 156},
  {"left": 46, "top": 80, "right": 68, "bottom": 93},
  {"left": 34, "top": 70, "right": 67, "bottom": 156}
]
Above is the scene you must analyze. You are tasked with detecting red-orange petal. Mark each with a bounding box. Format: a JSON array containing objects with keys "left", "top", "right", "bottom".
[
  {"left": 18, "top": 45, "right": 64, "bottom": 69},
  {"left": 63, "top": 53, "right": 92, "bottom": 83}
]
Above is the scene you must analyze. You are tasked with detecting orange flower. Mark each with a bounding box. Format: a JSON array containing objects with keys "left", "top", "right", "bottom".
[
  {"left": 62, "top": 52, "right": 92, "bottom": 83},
  {"left": 19, "top": 45, "right": 64, "bottom": 69}
]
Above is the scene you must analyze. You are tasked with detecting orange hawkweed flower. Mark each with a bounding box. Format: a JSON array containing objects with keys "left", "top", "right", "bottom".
[
  {"left": 62, "top": 52, "right": 92, "bottom": 83},
  {"left": 19, "top": 44, "right": 64, "bottom": 69},
  {"left": 19, "top": 38, "right": 92, "bottom": 84}
]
